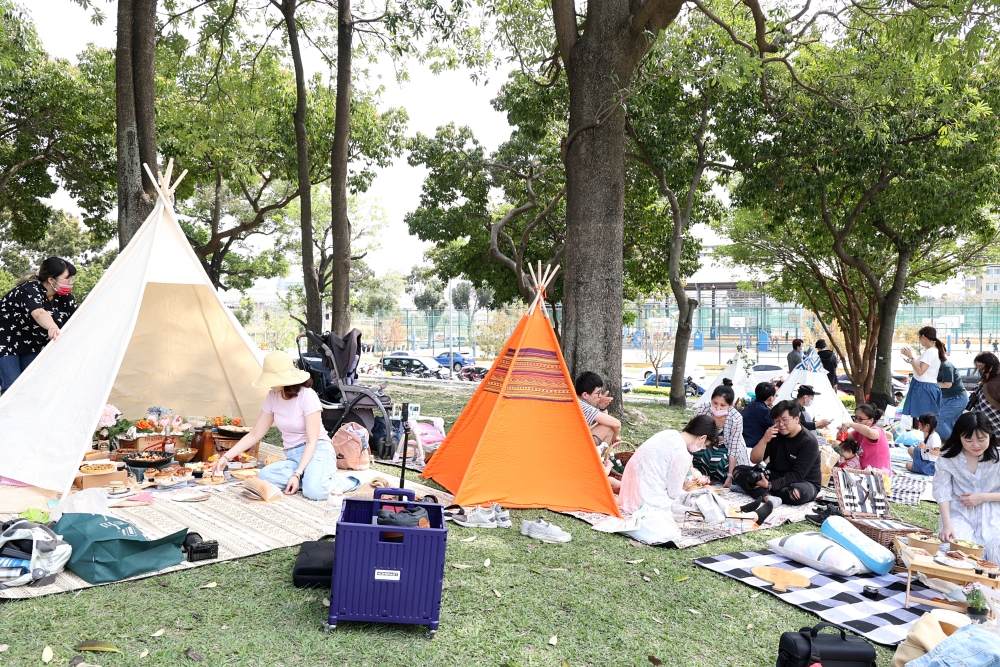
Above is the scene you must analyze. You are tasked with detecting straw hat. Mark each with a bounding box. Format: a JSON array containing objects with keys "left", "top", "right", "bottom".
[{"left": 252, "top": 350, "right": 310, "bottom": 389}]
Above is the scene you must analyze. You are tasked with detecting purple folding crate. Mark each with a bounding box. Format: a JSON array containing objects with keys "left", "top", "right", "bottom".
[{"left": 324, "top": 488, "right": 447, "bottom": 638}]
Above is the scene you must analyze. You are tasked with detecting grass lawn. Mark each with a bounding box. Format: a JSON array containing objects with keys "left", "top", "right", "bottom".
[{"left": 0, "top": 384, "right": 935, "bottom": 666}]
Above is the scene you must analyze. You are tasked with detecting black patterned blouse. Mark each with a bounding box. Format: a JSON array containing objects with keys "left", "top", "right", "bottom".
[{"left": 0, "top": 280, "right": 77, "bottom": 356}]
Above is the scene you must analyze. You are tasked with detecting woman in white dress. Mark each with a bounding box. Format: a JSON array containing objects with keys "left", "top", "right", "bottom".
[
  {"left": 619, "top": 415, "right": 718, "bottom": 515},
  {"left": 934, "top": 411, "right": 1000, "bottom": 563}
]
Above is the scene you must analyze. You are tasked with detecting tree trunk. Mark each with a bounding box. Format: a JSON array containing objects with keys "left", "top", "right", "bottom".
[
  {"left": 280, "top": 1, "right": 322, "bottom": 337},
  {"left": 115, "top": 0, "right": 157, "bottom": 249},
  {"left": 560, "top": 16, "right": 639, "bottom": 415},
  {"left": 670, "top": 297, "right": 698, "bottom": 406},
  {"left": 329, "top": 0, "right": 353, "bottom": 336},
  {"left": 870, "top": 251, "right": 912, "bottom": 409}
]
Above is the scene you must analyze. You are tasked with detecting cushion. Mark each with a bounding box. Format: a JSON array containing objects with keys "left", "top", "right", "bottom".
[
  {"left": 821, "top": 515, "right": 896, "bottom": 575},
  {"left": 767, "top": 532, "right": 870, "bottom": 577}
]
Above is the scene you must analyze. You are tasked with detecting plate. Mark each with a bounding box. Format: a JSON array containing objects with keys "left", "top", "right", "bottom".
[
  {"left": 934, "top": 555, "right": 976, "bottom": 569},
  {"left": 78, "top": 464, "right": 118, "bottom": 475}
]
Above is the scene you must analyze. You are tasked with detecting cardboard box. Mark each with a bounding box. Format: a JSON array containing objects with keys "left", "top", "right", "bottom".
[{"left": 73, "top": 469, "right": 128, "bottom": 490}]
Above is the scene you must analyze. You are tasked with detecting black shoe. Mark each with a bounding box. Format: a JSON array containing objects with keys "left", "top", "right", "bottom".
[
  {"left": 805, "top": 513, "right": 825, "bottom": 527},
  {"left": 740, "top": 499, "right": 763, "bottom": 513},
  {"left": 377, "top": 507, "right": 430, "bottom": 528}
]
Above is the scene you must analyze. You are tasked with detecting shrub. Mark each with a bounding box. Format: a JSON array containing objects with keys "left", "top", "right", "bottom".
[
  {"left": 632, "top": 386, "right": 675, "bottom": 396},
  {"left": 840, "top": 395, "right": 856, "bottom": 411}
]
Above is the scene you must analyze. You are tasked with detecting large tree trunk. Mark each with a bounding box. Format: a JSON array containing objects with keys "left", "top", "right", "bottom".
[
  {"left": 560, "top": 14, "right": 640, "bottom": 414},
  {"left": 670, "top": 297, "right": 698, "bottom": 406},
  {"left": 870, "top": 251, "right": 912, "bottom": 409},
  {"left": 329, "top": 0, "right": 353, "bottom": 336},
  {"left": 280, "top": 1, "right": 322, "bottom": 337},
  {"left": 116, "top": 0, "right": 157, "bottom": 249}
]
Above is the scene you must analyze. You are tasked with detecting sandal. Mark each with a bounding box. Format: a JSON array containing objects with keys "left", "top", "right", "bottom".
[{"left": 443, "top": 504, "right": 465, "bottom": 522}]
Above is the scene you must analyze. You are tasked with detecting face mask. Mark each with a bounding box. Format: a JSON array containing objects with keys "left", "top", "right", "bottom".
[
  {"left": 711, "top": 407, "right": 729, "bottom": 417},
  {"left": 51, "top": 281, "right": 72, "bottom": 296},
  {"left": 804, "top": 398, "right": 813, "bottom": 407},
  {"left": 687, "top": 438, "right": 706, "bottom": 453}
]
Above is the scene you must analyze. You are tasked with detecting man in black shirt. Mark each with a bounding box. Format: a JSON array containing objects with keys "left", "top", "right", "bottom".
[{"left": 734, "top": 399, "right": 821, "bottom": 521}]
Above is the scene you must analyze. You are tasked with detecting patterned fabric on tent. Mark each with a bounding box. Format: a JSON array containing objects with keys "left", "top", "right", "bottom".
[
  {"left": 797, "top": 350, "right": 825, "bottom": 373},
  {"left": 776, "top": 350, "right": 851, "bottom": 429},
  {"left": 422, "top": 274, "right": 621, "bottom": 517}
]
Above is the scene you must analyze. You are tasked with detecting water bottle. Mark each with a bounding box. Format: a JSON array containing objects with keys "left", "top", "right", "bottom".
[{"left": 322, "top": 489, "right": 344, "bottom": 536}]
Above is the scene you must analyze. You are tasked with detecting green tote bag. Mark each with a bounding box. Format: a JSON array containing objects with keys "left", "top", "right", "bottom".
[{"left": 54, "top": 513, "right": 187, "bottom": 584}]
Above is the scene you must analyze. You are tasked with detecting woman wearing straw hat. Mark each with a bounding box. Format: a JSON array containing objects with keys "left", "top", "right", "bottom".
[{"left": 210, "top": 350, "right": 339, "bottom": 500}]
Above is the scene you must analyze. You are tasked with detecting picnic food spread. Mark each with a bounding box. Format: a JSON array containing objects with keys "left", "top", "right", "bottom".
[{"left": 78, "top": 463, "right": 116, "bottom": 475}]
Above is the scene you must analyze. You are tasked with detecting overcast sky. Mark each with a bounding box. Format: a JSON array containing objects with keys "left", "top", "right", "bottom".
[{"left": 28, "top": 0, "right": 513, "bottom": 276}]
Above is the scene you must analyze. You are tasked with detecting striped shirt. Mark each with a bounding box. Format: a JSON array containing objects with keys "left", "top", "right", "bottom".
[{"left": 578, "top": 399, "right": 601, "bottom": 428}]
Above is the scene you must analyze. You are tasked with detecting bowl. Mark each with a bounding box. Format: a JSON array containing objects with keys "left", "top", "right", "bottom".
[
  {"left": 172, "top": 448, "right": 197, "bottom": 463},
  {"left": 953, "top": 540, "right": 985, "bottom": 559},
  {"left": 187, "top": 416, "right": 209, "bottom": 429},
  {"left": 907, "top": 533, "right": 942, "bottom": 554}
]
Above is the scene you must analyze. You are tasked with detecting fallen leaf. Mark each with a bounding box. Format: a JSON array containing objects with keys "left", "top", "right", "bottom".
[
  {"left": 653, "top": 568, "right": 660, "bottom": 575},
  {"left": 68, "top": 657, "right": 84, "bottom": 667},
  {"left": 548, "top": 635, "right": 558, "bottom": 646},
  {"left": 674, "top": 575, "right": 689, "bottom": 582},
  {"left": 589, "top": 549, "right": 598, "bottom": 555},
  {"left": 628, "top": 539, "right": 646, "bottom": 548},
  {"left": 253, "top": 563, "right": 267, "bottom": 568},
  {"left": 302, "top": 597, "right": 315, "bottom": 603},
  {"left": 322, "top": 599, "right": 330, "bottom": 607},
  {"left": 747, "top": 624, "right": 754, "bottom": 630},
  {"left": 493, "top": 589, "right": 501, "bottom": 598},
  {"left": 220, "top": 626, "right": 228, "bottom": 630},
  {"left": 642, "top": 575, "right": 651, "bottom": 582},
  {"left": 530, "top": 568, "right": 543, "bottom": 574},
  {"left": 625, "top": 559, "right": 644, "bottom": 565},
  {"left": 42, "top": 646, "right": 53, "bottom": 663},
  {"left": 157, "top": 579, "right": 168, "bottom": 587},
  {"left": 483, "top": 558, "right": 491, "bottom": 567},
  {"left": 139, "top": 649, "right": 149, "bottom": 658},
  {"left": 722, "top": 613, "right": 735, "bottom": 620},
  {"left": 452, "top": 563, "right": 472, "bottom": 569},
  {"left": 190, "top": 613, "right": 202, "bottom": 621},
  {"left": 184, "top": 648, "right": 204, "bottom": 661},
  {"left": 151, "top": 629, "right": 165, "bottom": 637},
  {"left": 652, "top": 617, "right": 663, "bottom": 625},
  {"left": 750, "top": 593, "right": 760, "bottom": 598},
  {"left": 561, "top": 661, "right": 572, "bottom": 667},
  {"left": 0, "top": 644, "right": 7, "bottom": 652},
  {"left": 582, "top": 562, "right": 592, "bottom": 568},
  {"left": 649, "top": 656, "right": 663, "bottom": 666},
  {"left": 443, "top": 583, "right": 461, "bottom": 589},
  {"left": 74, "top": 641, "right": 120, "bottom": 652},
  {"left": 461, "top": 536, "right": 476, "bottom": 543},
  {"left": 199, "top": 582, "right": 217, "bottom": 589},
  {"left": 547, "top": 567, "right": 567, "bottom": 572},
  {"left": 688, "top": 609, "right": 701, "bottom": 615}
]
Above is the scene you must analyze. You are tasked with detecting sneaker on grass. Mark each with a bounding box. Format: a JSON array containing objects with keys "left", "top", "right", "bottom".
[
  {"left": 491, "top": 503, "right": 512, "bottom": 529},
  {"left": 452, "top": 505, "right": 497, "bottom": 529},
  {"left": 520, "top": 518, "right": 571, "bottom": 543}
]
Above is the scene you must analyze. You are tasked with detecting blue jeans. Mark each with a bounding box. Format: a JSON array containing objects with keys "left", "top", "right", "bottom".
[
  {"left": 937, "top": 393, "right": 967, "bottom": 440},
  {"left": 0, "top": 352, "right": 38, "bottom": 393},
  {"left": 258, "top": 440, "right": 337, "bottom": 501},
  {"left": 905, "top": 625, "right": 1000, "bottom": 667},
  {"left": 910, "top": 448, "right": 936, "bottom": 476}
]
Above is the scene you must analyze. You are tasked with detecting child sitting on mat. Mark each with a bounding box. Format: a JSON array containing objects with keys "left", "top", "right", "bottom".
[
  {"left": 907, "top": 413, "right": 941, "bottom": 476},
  {"left": 835, "top": 437, "right": 862, "bottom": 470}
]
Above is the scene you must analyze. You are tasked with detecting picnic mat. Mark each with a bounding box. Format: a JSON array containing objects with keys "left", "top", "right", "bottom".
[
  {"left": 0, "top": 458, "right": 450, "bottom": 600},
  {"left": 694, "top": 549, "right": 938, "bottom": 646},
  {"left": 562, "top": 487, "right": 814, "bottom": 549}
]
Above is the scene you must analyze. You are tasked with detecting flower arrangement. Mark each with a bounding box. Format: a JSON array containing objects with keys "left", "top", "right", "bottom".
[
  {"left": 93, "top": 405, "right": 135, "bottom": 444},
  {"left": 965, "top": 583, "right": 989, "bottom": 611},
  {"left": 212, "top": 415, "right": 243, "bottom": 427}
]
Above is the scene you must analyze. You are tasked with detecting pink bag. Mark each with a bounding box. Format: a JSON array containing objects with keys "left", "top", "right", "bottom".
[{"left": 332, "top": 422, "right": 371, "bottom": 470}]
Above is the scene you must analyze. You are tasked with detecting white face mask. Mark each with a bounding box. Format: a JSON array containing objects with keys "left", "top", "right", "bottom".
[
  {"left": 687, "top": 438, "right": 706, "bottom": 453},
  {"left": 804, "top": 398, "right": 813, "bottom": 407},
  {"left": 711, "top": 407, "right": 729, "bottom": 417}
]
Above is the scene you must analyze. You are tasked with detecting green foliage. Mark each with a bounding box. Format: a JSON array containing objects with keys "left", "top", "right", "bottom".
[
  {"left": 0, "top": 268, "right": 13, "bottom": 297},
  {"left": 233, "top": 296, "right": 256, "bottom": 327},
  {"left": 840, "top": 395, "right": 857, "bottom": 412},
  {"left": 0, "top": 5, "right": 115, "bottom": 243},
  {"left": 352, "top": 264, "right": 405, "bottom": 316}
]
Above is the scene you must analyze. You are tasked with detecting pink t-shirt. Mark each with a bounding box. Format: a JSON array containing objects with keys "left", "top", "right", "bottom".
[
  {"left": 857, "top": 425, "right": 891, "bottom": 472},
  {"left": 261, "top": 388, "right": 323, "bottom": 449}
]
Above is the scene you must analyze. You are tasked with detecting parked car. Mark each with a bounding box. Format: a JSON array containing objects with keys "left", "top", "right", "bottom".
[
  {"left": 643, "top": 373, "right": 705, "bottom": 395},
  {"left": 640, "top": 362, "right": 707, "bottom": 383},
  {"left": 434, "top": 351, "right": 476, "bottom": 372},
  {"left": 458, "top": 365, "right": 489, "bottom": 381},
  {"left": 752, "top": 364, "right": 785, "bottom": 384},
  {"left": 381, "top": 356, "right": 446, "bottom": 378},
  {"left": 835, "top": 373, "right": 908, "bottom": 396},
  {"left": 955, "top": 367, "right": 981, "bottom": 392}
]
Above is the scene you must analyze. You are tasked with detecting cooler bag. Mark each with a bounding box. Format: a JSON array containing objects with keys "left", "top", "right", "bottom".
[
  {"left": 292, "top": 540, "right": 337, "bottom": 589},
  {"left": 776, "top": 622, "right": 876, "bottom": 667}
]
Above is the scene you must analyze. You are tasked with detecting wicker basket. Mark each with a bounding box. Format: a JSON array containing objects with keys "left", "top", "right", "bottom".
[
  {"left": 603, "top": 441, "right": 636, "bottom": 481},
  {"left": 833, "top": 469, "right": 927, "bottom": 551}
]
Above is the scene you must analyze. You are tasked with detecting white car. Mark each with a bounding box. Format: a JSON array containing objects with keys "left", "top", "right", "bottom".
[
  {"left": 752, "top": 364, "right": 785, "bottom": 385},
  {"left": 638, "top": 362, "right": 707, "bottom": 384}
]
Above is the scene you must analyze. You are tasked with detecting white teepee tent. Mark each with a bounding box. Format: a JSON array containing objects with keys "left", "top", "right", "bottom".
[
  {"left": 775, "top": 351, "right": 851, "bottom": 429},
  {"left": 695, "top": 349, "right": 756, "bottom": 409},
  {"left": 0, "top": 162, "right": 266, "bottom": 495}
]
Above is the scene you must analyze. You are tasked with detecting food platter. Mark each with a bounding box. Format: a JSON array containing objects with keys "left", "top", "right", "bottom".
[
  {"left": 78, "top": 463, "right": 118, "bottom": 475},
  {"left": 934, "top": 554, "right": 976, "bottom": 570},
  {"left": 120, "top": 451, "right": 173, "bottom": 467}
]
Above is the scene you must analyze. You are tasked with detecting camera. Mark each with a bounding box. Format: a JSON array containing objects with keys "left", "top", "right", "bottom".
[
  {"left": 744, "top": 463, "right": 770, "bottom": 487},
  {"left": 182, "top": 532, "right": 219, "bottom": 563}
]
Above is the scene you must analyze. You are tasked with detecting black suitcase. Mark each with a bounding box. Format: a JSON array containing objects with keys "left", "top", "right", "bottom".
[
  {"left": 292, "top": 541, "right": 336, "bottom": 589},
  {"left": 776, "top": 622, "right": 877, "bottom": 667}
]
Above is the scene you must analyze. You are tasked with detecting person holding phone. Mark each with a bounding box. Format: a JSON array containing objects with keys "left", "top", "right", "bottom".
[{"left": 901, "top": 326, "right": 945, "bottom": 422}]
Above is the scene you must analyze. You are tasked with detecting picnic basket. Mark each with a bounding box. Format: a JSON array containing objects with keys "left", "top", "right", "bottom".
[
  {"left": 833, "top": 469, "right": 926, "bottom": 557},
  {"left": 602, "top": 441, "right": 636, "bottom": 481}
]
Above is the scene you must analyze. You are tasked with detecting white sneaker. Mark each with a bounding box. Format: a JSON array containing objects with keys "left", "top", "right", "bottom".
[
  {"left": 491, "top": 503, "right": 512, "bottom": 528},
  {"left": 452, "top": 505, "right": 497, "bottom": 529},
  {"left": 520, "top": 518, "right": 572, "bottom": 543}
]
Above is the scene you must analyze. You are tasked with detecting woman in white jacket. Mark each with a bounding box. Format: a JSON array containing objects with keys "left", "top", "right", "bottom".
[{"left": 619, "top": 415, "right": 718, "bottom": 515}]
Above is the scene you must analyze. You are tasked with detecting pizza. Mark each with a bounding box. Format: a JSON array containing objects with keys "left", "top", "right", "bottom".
[{"left": 79, "top": 463, "right": 116, "bottom": 475}]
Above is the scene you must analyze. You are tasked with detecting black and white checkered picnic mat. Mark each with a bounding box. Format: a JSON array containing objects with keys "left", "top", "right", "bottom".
[
  {"left": 887, "top": 475, "right": 927, "bottom": 506},
  {"left": 694, "top": 549, "right": 937, "bottom": 646}
]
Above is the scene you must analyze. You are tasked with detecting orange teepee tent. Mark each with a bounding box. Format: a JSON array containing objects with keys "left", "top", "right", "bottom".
[{"left": 422, "top": 265, "right": 621, "bottom": 517}]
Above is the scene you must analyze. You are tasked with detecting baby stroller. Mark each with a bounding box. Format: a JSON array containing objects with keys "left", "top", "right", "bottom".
[{"left": 296, "top": 329, "right": 396, "bottom": 459}]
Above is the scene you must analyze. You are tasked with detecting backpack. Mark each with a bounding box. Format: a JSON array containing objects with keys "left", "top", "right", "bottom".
[
  {"left": 332, "top": 422, "right": 371, "bottom": 470},
  {"left": 691, "top": 443, "right": 729, "bottom": 483},
  {"left": 0, "top": 519, "right": 73, "bottom": 589}
]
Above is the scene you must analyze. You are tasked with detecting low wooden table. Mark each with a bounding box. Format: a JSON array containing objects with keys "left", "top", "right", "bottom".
[{"left": 895, "top": 537, "right": 1000, "bottom": 613}]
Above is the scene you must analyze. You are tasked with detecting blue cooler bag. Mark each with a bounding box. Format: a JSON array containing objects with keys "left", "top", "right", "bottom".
[{"left": 55, "top": 513, "right": 187, "bottom": 584}]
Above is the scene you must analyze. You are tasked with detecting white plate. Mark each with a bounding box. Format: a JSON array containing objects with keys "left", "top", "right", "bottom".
[{"left": 934, "top": 555, "right": 976, "bottom": 569}]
